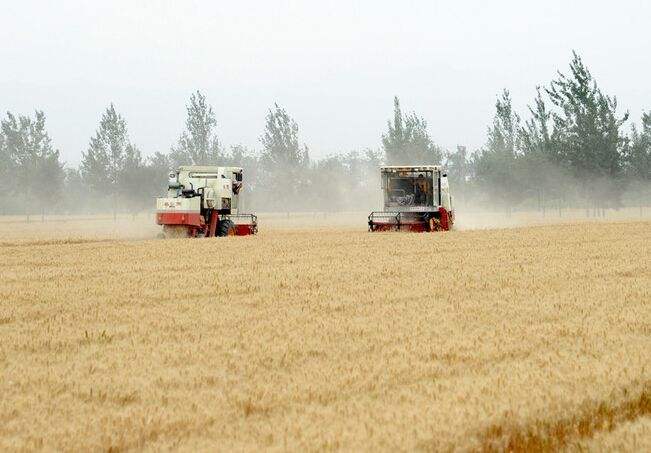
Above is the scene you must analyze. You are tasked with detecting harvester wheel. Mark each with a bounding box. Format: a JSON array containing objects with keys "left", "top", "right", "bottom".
[
  {"left": 216, "top": 219, "right": 236, "bottom": 237},
  {"left": 163, "top": 225, "right": 191, "bottom": 239}
]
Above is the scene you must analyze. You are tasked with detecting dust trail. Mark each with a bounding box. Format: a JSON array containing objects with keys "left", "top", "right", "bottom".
[
  {"left": 455, "top": 207, "right": 651, "bottom": 230},
  {"left": 0, "top": 238, "right": 117, "bottom": 248},
  {"left": 0, "top": 208, "right": 648, "bottom": 242},
  {"left": 0, "top": 214, "right": 161, "bottom": 242}
]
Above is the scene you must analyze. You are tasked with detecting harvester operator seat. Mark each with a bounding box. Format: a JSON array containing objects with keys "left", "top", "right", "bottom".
[{"left": 414, "top": 175, "right": 427, "bottom": 205}]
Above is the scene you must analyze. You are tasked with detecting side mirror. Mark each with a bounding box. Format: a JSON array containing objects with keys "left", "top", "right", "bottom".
[
  {"left": 168, "top": 171, "right": 180, "bottom": 189},
  {"left": 442, "top": 173, "right": 447, "bottom": 177}
]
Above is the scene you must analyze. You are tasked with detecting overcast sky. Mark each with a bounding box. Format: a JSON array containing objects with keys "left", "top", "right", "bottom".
[{"left": 2, "top": 0, "right": 650, "bottom": 166}]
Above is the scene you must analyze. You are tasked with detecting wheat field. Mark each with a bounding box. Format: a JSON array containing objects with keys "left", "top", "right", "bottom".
[{"left": 0, "top": 215, "right": 649, "bottom": 451}]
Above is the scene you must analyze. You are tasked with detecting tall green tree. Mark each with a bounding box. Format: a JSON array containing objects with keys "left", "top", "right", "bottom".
[
  {"left": 473, "top": 90, "right": 526, "bottom": 213},
  {"left": 624, "top": 112, "right": 651, "bottom": 211},
  {"left": 80, "top": 104, "right": 135, "bottom": 218},
  {"left": 545, "top": 51, "right": 628, "bottom": 207},
  {"left": 519, "top": 88, "right": 568, "bottom": 213},
  {"left": 170, "top": 90, "right": 222, "bottom": 166},
  {"left": 0, "top": 111, "right": 65, "bottom": 219},
  {"left": 119, "top": 143, "right": 151, "bottom": 215},
  {"left": 520, "top": 88, "right": 552, "bottom": 157},
  {"left": 626, "top": 111, "right": 651, "bottom": 180},
  {"left": 487, "top": 89, "right": 521, "bottom": 155},
  {"left": 259, "top": 103, "right": 309, "bottom": 209},
  {"left": 260, "top": 103, "right": 309, "bottom": 170},
  {"left": 445, "top": 146, "right": 473, "bottom": 203},
  {"left": 0, "top": 123, "right": 13, "bottom": 213},
  {"left": 382, "top": 96, "right": 443, "bottom": 165}
]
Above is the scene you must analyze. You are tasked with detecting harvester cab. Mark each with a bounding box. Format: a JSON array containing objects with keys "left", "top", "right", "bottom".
[
  {"left": 156, "top": 165, "right": 257, "bottom": 238},
  {"left": 368, "top": 165, "right": 455, "bottom": 232}
]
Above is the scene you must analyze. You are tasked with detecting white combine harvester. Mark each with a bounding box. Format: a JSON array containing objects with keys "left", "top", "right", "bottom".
[
  {"left": 368, "top": 165, "right": 455, "bottom": 232},
  {"left": 156, "top": 165, "right": 257, "bottom": 238}
]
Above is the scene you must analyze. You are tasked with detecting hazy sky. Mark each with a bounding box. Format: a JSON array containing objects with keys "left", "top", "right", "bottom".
[{"left": 2, "top": 0, "right": 650, "bottom": 166}]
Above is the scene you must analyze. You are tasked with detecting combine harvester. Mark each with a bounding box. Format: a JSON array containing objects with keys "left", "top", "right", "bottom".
[
  {"left": 368, "top": 165, "right": 455, "bottom": 232},
  {"left": 156, "top": 165, "right": 257, "bottom": 238}
]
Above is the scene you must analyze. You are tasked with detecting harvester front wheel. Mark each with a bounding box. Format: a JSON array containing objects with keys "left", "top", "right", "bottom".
[{"left": 217, "top": 219, "right": 236, "bottom": 237}]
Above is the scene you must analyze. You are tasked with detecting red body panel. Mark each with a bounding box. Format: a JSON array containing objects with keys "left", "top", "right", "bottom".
[
  {"left": 156, "top": 211, "right": 203, "bottom": 227},
  {"left": 207, "top": 211, "right": 219, "bottom": 237},
  {"left": 157, "top": 210, "right": 257, "bottom": 237},
  {"left": 438, "top": 206, "right": 450, "bottom": 231},
  {"left": 234, "top": 224, "right": 256, "bottom": 235}
]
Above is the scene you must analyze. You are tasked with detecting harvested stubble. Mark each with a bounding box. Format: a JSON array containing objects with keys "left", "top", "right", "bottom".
[{"left": 0, "top": 220, "right": 649, "bottom": 451}]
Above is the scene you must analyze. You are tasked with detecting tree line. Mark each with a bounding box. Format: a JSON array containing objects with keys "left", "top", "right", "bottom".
[
  {"left": 466, "top": 52, "right": 650, "bottom": 216},
  {"left": 0, "top": 52, "right": 649, "bottom": 218}
]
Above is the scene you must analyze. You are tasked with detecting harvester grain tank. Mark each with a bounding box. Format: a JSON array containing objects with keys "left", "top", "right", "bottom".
[
  {"left": 156, "top": 165, "right": 257, "bottom": 238},
  {"left": 368, "top": 165, "right": 455, "bottom": 232}
]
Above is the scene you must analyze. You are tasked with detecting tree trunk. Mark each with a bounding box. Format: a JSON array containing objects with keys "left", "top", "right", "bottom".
[{"left": 537, "top": 190, "right": 541, "bottom": 213}]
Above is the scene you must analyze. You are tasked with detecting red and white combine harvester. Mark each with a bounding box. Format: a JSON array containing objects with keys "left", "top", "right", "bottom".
[
  {"left": 156, "top": 165, "right": 257, "bottom": 238},
  {"left": 368, "top": 165, "right": 455, "bottom": 232}
]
